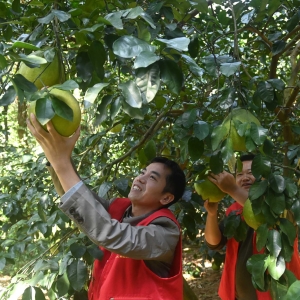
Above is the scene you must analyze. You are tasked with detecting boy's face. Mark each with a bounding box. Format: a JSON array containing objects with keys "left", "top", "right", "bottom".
[
  {"left": 235, "top": 160, "right": 256, "bottom": 191},
  {"left": 128, "top": 162, "right": 174, "bottom": 211}
]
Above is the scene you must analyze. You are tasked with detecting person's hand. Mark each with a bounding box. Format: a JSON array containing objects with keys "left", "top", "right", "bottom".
[
  {"left": 208, "top": 171, "right": 236, "bottom": 194},
  {"left": 27, "top": 113, "right": 80, "bottom": 170},
  {"left": 204, "top": 200, "right": 218, "bottom": 216}
]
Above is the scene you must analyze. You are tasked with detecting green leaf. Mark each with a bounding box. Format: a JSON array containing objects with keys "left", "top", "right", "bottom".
[
  {"left": 114, "top": 178, "right": 129, "bottom": 192},
  {"left": 287, "top": 10, "right": 300, "bottom": 32},
  {"left": 88, "top": 40, "right": 106, "bottom": 77},
  {"left": 284, "top": 179, "right": 298, "bottom": 197},
  {"left": 144, "top": 139, "right": 156, "bottom": 161},
  {"left": 56, "top": 272, "right": 70, "bottom": 297},
  {"left": 11, "top": 41, "right": 40, "bottom": 50},
  {"left": 95, "top": 95, "right": 113, "bottom": 126},
  {"left": 267, "top": 230, "right": 282, "bottom": 258},
  {"left": 221, "top": 138, "right": 234, "bottom": 164},
  {"left": 84, "top": 83, "right": 110, "bottom": 109},
  {"left": 286, "top": 280, "right": 300, "bottom": 299},
  {"left": 113, "top": 36, "right": 156, "bottom": 58},
  {"left": 211, "top": 125, "right": 229, "bottom": 151},
  {"left": 223, "top": 214, "right": 241, "bottom": 238},
  {"left": 182, "top": 54, "right": 204, "bottom": 77},
  {"left": 188, "top": 137, "right": 204, "bottom": 161},
  {"left": 119, "top": 80, "right": 142, "bottom": 108},
  {"left": 210, "top": 151, "right": 223, "bottom": 174},
  {"left": 67, "top": 259, "right": 88, "bottom": 291},
  {"left": 270, "top": 277, "right": 288, "bottom": 300},
  {"left": 38, "top": 12, "right": 54, "bottom": 24},
  {"left": 291, "top": 200, "right": 300, "bottom": 226},
  {"left": 0, "top": 86, "right": 17, "bottom": 106},
  {"left": 241, "top": 10, "right": 255, "bottom": 24},
  {"left": 267, "top": 79, "right": 285, "bottom": 91},
  {"left": 52, "top": 9, "right": 71, "bottom": 22},
  {"left": 182, "top": 109, "right": 197, "bottom": 128},
  {"left": 269, "top": 175, "right": 286, "bottom": 193},
  {"left": 272, "top": 40, "right": 286, "bottom": 56},
  {"left": 220, "top": 62, "right": 241, "bottom": 77},
  {"left": 268, "top": 255, "right": 285, "bottom": 280},
  {"left": 265, "top": 192, "right": 285, "bottom": 215},
  {"left": 134, "top": 51, "right": 160, "bottom": 69},
  {"left": 0, "top": 54, "right": 7, "bottom": 69},
  {"left": 105, "top": 11, "right": 123, "bottom": 29},
  {"left": 22, "top": 286, "right": 46, "bottom": 300},
  {"left": 87, "top": 245, "right": 104, "bottom": 260},
  {"left": 193, "top": 121, "right": 209, "bottom": 141},
  {"left": 257, "top": 81, "right": 274, "bottom": 103},
  {"left": 246, "top": 254, "right": 269, "bottom": 291},
  {"left": 251, "top": 154, "right": 271, "bottom": 179},
  {"left": 52, "top": 96, "right": 73, "bottom": 121},
  {"left": 110, "top": 97, "right": 122, "bottom": 120},
  {"left": 122, "top": 99, "right": 144, "bottom": 120},
  {"left": 249, "top": 180, "right": 268, "bottom": 200},
  {"left": 35, "top": 97, "right": 55, "bottom": 125},
  {"left": 281, "top": 233, "right": 294, "bottom": 262},
  {"left": 256, "top": 224, "right": 269, "bottom": 251},
  {"left": 13, "top": 74, "right": 38, "bottom": 92},
  {"left": 70, "top": 243, "right": 86, "bottom": 258},
  {"left": 156, "top": 37, "right": 190, "bottom": 52},
  {"left": 140, "top": 12, "right": 156, "bottom": 29},
  {"left": 98, "top": 182, "right": 112, "bottom": 198},
  {"left": 250, "top": 124, "right": 268, "bottom": 146},
  {"left": 188, "top": 35, "right": 199, "bottom": 58},
  {"left": 136, "top": 63, "right": 160, "bottom": 103},
  {"left": 52, "top": 80, "right": 79, "bottom": 91},
  {"left": 159, "top": 59, "right": 184, "bottom": 95},
  {"left": 279, "top": 218, "right": 296, "bottom": 246}
]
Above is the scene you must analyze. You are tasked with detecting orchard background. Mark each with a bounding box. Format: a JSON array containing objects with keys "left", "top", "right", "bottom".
[{"left": 1, "top": 0, "right": 300, "bottom": 299}]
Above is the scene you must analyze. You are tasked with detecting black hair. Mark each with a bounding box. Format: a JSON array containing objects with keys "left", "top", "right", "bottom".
[
  {"left": 150, "top": 157, "right": 186, "bottom": 207},
  {"left": 240, "top": 153, "right": 255, "bottom": 162},
  {"left": 235, "top": 153, "right": 255, "bottom": 173}
]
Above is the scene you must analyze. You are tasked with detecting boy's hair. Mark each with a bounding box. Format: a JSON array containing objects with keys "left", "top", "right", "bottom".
[
  {"left": 240, "top": 153, "right": 255, "bottom": 162},
  {"left": 150, "top": 157, "right": 186, "bottom": 207},
  {"left": 235, "top": 153, "right": 255, "bottom": 173}
]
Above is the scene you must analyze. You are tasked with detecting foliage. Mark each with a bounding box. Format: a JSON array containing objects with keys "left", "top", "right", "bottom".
[{"left": 1, "top": 0, "right": 300, "bottom": 299}]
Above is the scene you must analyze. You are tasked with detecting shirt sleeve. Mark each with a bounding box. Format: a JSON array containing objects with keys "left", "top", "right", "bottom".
[
  {"left": 205, "top": 220, "right": 227, "bottom": 251},
  {"left": 59, "top": 183, "right": 179, "bottom": 263}
]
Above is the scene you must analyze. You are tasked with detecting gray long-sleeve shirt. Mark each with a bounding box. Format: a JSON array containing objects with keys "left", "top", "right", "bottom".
[{"left": 47, "top": 166, "right": 180, "bottom": 277}]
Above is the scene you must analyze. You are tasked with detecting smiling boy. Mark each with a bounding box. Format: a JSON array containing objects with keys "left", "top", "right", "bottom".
[{"left": 27, "top": 115, "right": 186, "bottom": 300}]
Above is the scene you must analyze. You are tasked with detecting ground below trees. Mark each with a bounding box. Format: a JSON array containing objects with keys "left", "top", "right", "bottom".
[{"left": 183, "top": 246, "right": 222, "bottom": 299}]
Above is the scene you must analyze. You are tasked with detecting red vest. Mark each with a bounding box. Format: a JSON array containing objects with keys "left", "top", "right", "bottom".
[
  {"left": 219, "top": 202, "right": 300, "bottom": 300},
  {"left": 88, "top": 198, "right": 183, "bottom": 300}
]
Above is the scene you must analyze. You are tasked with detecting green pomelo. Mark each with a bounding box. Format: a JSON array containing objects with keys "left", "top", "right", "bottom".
[
  {"left": 243, "top": 199, "right": 266, "bottom": 230},
  {"left": 28, "top": 88, "right": 81, "bottom": 137},
  {"left": 109, "top": 124, "right": 123, "bottom": 133},
  {"left": 222, "top": 108, "right": 260, "bottom": 151},
  {"left": 18, "top": 51, "right": 65, "bottom": 89},
  {"left": 194, "top": 176, "right": 226, "bottom": 202}
]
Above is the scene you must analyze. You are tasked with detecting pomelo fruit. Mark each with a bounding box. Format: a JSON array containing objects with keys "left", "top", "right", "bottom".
[
  {"left": 18, "top": 50, "right": 65, "bottom": 89},
  {"left": 109, "top": 124, "right": 123, "bottom": 133},
  {"left": 194, "top": 176, "right": 226, "bottom": 202},
  {"left": 222, "top": 108, "right": 260, "bottom": 151},
  {"left": 28, "top": 88, "right": 81, "bottom": 137},
  {"left": 243, "top": 198, "right": 266, "bottom": 230}
]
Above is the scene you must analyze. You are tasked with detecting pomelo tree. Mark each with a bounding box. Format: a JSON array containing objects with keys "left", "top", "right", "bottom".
[{"left": 1, "top": 0, "right": 300, "bottom": 298}]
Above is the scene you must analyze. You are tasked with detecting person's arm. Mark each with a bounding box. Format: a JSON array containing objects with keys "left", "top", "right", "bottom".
[
  {"left": 204, "top": 201, "right": 222, "bottom": 245},
  {"left": 60, "top": 183, "right": 179, "bottom": 261},
  {"left": 27, "top": 114, "right": 81, "bottom": 192},
  {"left": 208, "top": 171, "right": 248, "bottom": 206}
]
